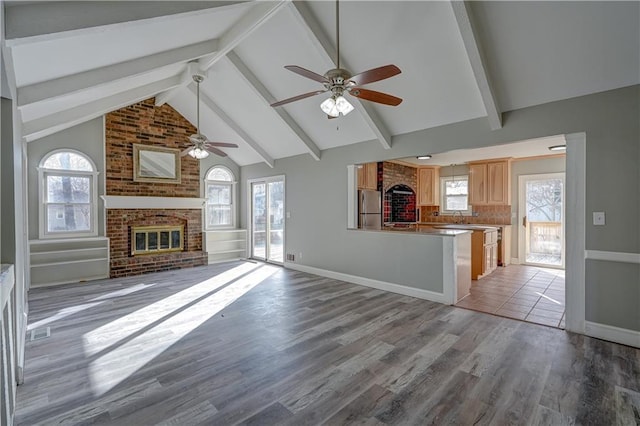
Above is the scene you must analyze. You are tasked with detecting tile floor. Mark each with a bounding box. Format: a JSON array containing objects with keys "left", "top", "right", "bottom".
[{"left": 455, "top": 264, "right": 565, "bottom": 328}]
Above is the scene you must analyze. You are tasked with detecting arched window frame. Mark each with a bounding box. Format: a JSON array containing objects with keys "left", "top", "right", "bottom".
[
  {"left": 38, "top": 149, "right": 99, "bottom": 239},
  {"left": 205, "top": 165, "right": 236, "bottom": 230}
]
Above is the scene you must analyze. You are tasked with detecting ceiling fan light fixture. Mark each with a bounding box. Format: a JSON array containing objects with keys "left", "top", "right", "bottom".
[
  {"left": 187, "top": 147, "right": 210, "bottom": 159},
  {"left": 335, "top": 95, "right": 354, "bottom": 115},
  {"left": 320, "top": 95, "right": 353, "bottom": 117}
]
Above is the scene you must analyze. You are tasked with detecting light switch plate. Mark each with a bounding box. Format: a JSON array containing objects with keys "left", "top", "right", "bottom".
[{"left": 593, "top": 211, "right": 605, "bottom": 226}]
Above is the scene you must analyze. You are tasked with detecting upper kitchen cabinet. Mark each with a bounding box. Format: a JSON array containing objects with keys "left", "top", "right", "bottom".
[
  {"left": 357, "top": 162, "right": 378, "bottom": 191},
  {"left": 468, "top": 159, "right": 512, "bottom": 206},
  {"left": 417, "top": 167, "right": 440, "bottom": 206}
]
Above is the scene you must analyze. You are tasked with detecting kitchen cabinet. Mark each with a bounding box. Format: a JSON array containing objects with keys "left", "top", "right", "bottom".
[
  {"left": 468, "top": 159, "right": 511, "bottom": 206},
  {"left": 471, "top": 228, "right": 498, "bottom": 279},
  {"left": 357, "top": 162, "right": 378, "bottom": 190},
  {"left": 417, "top": 167, "right": 440, "bottom": 206}
]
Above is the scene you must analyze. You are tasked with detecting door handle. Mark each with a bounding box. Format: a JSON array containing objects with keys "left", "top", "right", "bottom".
[{"left": 522, "top": 216, "right": 527, "bottom": 227}]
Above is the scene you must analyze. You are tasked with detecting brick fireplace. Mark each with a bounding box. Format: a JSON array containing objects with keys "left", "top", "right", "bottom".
[{"left": 104, "top": 98, "right": 207, "bottom": 277}]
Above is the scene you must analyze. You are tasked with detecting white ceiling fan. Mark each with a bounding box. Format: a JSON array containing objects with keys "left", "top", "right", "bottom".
[{"left": 181, "top": 74, "right": 238, "bottom": 159}]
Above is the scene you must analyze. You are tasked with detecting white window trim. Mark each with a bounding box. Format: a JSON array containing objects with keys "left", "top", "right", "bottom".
[
  {"left": 439, "top": 175, "right": 473, "bottom": 216},
  {"left": 204, "top": 165, "right": 237, "bottom": 230},
  {"left": 38, "top": 149, "right": 99, "bottom": 239}
]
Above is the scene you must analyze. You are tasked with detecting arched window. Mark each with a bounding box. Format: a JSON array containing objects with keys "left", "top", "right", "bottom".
[
  {"left": 39, "top": 150, "right": 98, "bottom": 238},
  {"left": 205, "top": 166, "right": 235, "bottom": 229}
]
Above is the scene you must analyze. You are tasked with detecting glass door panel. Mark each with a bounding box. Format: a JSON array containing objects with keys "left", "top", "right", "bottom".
[
  {"left": 521, "top": 174, "right": 564, "bottom": 267},
  {"left": 251, "top": 182, "right": 267, "bottom": 260},
  {"left": 268, "top": 181, "right": 284, "bottom": 263}
]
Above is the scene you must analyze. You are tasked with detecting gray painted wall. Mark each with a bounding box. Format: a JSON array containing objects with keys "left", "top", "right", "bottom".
[
  {"left": 27, "top": 117, "right": 105, "bottom": 240},
  {"left": 510, "top": 156, "right": 566, "bottom": 259},
  {"left": 241, "top": 85, "right": 639, "bottom": 331},
  {"left": 1, "top": 97, "right": 14, "bottom": 263}
]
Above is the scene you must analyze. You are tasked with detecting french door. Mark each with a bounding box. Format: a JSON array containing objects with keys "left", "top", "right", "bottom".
[
  {"left": 249, "top": 176, "right": 285, "bottom": 264},
  {"left": 518, "top": 173, "right": 565, "bottom": 268}
]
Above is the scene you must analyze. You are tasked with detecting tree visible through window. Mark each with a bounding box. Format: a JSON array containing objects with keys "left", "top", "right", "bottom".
[
  {"left": 440, "top": 176, "right": 472, "bottom": 214},
  {"left": 206, "top": 166, "right": 235, "bottom": 228},
  {"left": 40, "top": 150, "right": 97, "bottom": 237}
]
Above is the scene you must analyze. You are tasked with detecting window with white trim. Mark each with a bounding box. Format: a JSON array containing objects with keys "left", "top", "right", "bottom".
[
  {"left": 440, "top": 176, "right": 473, "bottom": 215},
  {"left": 39, "top": 150, "right": 98, "bottom": 238},
  {"left": 205, "top": 166, "right": 235, "bottom": 229}
]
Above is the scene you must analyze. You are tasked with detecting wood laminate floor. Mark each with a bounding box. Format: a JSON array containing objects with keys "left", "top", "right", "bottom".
[{"left": 15, "top": 261, "right": 640, "bottom": 425}]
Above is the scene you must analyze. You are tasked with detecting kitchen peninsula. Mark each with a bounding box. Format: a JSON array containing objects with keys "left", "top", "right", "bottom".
[{"left": 350, "top": 224, "right": 472, "bottom": 305}]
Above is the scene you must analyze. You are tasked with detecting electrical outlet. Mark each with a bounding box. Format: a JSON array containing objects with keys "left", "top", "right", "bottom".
[
  {"left": 593, "top": 211, "right": 605, "bottom": 226},
  {"left": 298, "top": 252, "right": 303, "bottom": 260}
]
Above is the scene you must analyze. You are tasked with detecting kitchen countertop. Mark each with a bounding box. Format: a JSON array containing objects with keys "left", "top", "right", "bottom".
[
  {"left": 418, "top": 222, "right": 500, "bottom": 231},
  {"left": 355, "top": 224, "right": 471, "bottom": 237}
]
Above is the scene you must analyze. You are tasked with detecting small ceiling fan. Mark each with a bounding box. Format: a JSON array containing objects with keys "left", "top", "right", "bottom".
[
  {"left": 270, "top": 0, "right": 402, "bottom": 118},
  {"left": 181, "top": 74, "right": 238, "bottom": 160}
]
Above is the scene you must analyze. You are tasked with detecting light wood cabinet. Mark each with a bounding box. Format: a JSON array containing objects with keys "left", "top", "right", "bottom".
[
  {"left": 417, "top": 167, "right": 440, "bottom": 206},
  {"left": 468, "top": 159, "right": 511, "bottom": 206},
  {"left": 357, "top": 162, "right": 378, "bottom": 190},
  {"left": 471, "top": 228, "right": 498, "bottom": 279},
  {"left": 468, "top": 163, "right": 487, "bottom": 205}
]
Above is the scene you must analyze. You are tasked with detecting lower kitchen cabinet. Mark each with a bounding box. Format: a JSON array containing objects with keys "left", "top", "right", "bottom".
[{"left": 471, "top": 228, "right": 499, "bottom": 280}]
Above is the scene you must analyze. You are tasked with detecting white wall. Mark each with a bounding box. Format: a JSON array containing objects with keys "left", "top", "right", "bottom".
[{"left": 241, "top": 85, "right": 640, "bottom": 332}]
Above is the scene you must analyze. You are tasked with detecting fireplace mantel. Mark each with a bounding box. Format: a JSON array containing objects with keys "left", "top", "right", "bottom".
[{"left": 101, "top": 195, "right": 205, "bottom": 209}]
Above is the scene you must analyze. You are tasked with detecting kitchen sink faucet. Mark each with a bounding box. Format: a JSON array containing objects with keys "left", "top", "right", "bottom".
[{"left": 453, "top": 210, "right": 465, "bottom": 224}]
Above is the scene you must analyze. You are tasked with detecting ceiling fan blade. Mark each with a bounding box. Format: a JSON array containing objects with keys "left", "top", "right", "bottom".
[
  {"left": 205, "top": 142, "right": 238, "bottom": 148},
  {"left": 284, "top": 65, "right": 328, "bottom": 83},
  {"left": 349, "top": 87, "right": 403, "bottom": 106},
  {"left": 205, "top": 146, "right": 228, "bottom": 157},
  {"left": 271, "top": 89, "right": 327, "bottom": 107},
  {"left": 348, "top": 64, "right": 401, "bottom": 86}
]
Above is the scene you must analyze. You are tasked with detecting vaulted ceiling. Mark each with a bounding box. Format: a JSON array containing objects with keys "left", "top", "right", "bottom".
[{"left": 3, "top": 1, "right": 639, "bottom": 167}]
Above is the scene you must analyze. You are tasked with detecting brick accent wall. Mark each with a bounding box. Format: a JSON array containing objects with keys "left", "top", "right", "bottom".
[
  {"left": 382, "top": 162, "right": 417, "bottom": 194},
  {"left": 107, "top": 209, "right": 207, "bottom": 278},
  {"left": 104, "top": 98, "right": 207, "bottom": 278},
  {"left": 383, "top": 162, "right": 417, "bottom": 223},
  {"left": 105, "top": 98, "right": 199, "bottom": 197}
]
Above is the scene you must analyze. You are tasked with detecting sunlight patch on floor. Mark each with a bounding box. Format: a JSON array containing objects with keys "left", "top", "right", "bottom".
[
  {"left": 82, "top": 262, "right": 259, "bottom": 357},
  {"left": 87, "top": 264, "right": 279, "bottom": 396},
  {"left": 28, "top": 283, "right": 155, "bottom": 331}
]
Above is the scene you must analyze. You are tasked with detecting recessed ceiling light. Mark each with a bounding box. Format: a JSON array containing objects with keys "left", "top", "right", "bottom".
[
  {"left": 548, "top": 144, "right": 566, "bottom": 151},
  {"left": 417, "top": 155, "right": 432, "bottom": 160}
]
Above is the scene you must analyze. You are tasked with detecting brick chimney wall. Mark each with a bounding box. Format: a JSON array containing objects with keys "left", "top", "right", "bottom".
[{"left": 105, "top": 98, "right": 206, "bottom": 277}]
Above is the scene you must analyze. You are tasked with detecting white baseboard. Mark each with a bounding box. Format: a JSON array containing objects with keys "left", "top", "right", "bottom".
[
  {"left": 510, "top": 258, "right": 520, "bottom": 265},
  {"left": 284, "top": 262, "right": 450, "bottom": 305},
  {"left": 585, "top": 321, "right": 640, "bottom": 348}
]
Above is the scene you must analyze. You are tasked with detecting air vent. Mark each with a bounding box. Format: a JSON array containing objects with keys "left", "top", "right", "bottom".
[
  {"left": 30, "top": 327, "right": 51, "bottom": 341},
  {"left": 286, "top": 253, "right": 295, "bottom": 262}
]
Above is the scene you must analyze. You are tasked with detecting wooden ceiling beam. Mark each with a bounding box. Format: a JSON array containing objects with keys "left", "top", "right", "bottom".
[
  {"left": 289, "top": 1, "right": 393, "bottom": 150},
  {"left": 225, "top": 52, "right": 321, "bottom": 161},
  {"left": 450, "top": 1, "right": 502, "bottom": 130}
]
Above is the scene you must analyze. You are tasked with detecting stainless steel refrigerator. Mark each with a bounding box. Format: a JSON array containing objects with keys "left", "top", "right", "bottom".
[{"left": 358, "top": 190, "right": 382, "bottom": 229}]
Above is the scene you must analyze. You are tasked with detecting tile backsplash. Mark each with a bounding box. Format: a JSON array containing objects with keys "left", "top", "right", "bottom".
[{"left": 420, "top": 205, "right": 511, "bottom": 225}]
